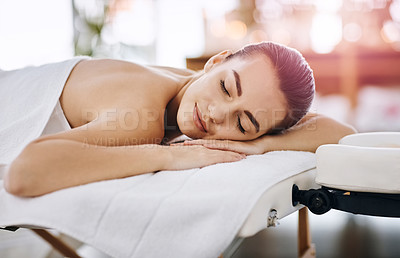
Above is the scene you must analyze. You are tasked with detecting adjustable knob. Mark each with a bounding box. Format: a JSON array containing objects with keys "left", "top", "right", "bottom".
[
  {"left": 307, "top": 190, "right": 332, "bottom": 215},
  {"left": 292, "top": 184, "right": 333, "bottom": 215}
]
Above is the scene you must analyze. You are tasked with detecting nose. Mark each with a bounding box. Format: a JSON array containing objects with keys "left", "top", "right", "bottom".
[{"left": 207, "top": 104, "right": 225, "bottom": 124}]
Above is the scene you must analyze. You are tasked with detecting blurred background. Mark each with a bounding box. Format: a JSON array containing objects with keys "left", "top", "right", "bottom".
[{"left": 0, "top": 0, "right": 400, "bottom": 257}]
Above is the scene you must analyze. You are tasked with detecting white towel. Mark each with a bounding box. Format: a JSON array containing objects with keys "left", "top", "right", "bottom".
[
  {"left": 0, "top": 151, "right": 315, "bottom": 258},
  {"left": 0, "top": 57, "right": 86, "bottom": 166},
  {"left": 0, "top": 59, "right": 316, "bottom": 257}
]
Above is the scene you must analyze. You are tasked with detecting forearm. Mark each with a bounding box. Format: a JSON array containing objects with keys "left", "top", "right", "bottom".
[
  {"left": 256, "top": 114, "right": 357, "bottom": 153},
  {"left": 4, "top": 140, "right": 169, "bottom": 197}
]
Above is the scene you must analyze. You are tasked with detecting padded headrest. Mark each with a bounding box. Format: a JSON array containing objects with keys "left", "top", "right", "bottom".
[{"left": 316, "top": 132, "right": 400, "bottom": 193}]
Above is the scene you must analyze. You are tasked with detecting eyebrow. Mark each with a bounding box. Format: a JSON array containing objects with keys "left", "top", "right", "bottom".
[
  {"left": 232, "top": 69, "right": 242, "bottom": 97},
  {"left": 232, "top": 69, "right": 260, "bottom": 133},
  {"left": 244, "top": 110, "right": 260, "bottom": 133}
]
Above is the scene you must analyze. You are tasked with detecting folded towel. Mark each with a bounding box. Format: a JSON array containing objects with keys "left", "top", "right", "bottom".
[{"left": 0, "top": 151, "right": 315, "bottom": 258}]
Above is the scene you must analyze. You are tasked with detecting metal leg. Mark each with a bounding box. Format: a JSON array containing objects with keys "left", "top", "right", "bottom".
[
  {"left": 298, "top": 207, "right": 316, "bottom": 258},
  {"left": 31, "top": 229, "right": 81, "bottom": 258}
]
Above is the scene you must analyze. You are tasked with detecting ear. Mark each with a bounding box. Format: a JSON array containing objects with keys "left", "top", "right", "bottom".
[{"left": 204, "top": 50, "right": 233, "bottom": 73}]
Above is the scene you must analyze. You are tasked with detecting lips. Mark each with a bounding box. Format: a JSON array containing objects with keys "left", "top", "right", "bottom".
[{"left": 193, "top": 103, "right": 207, "bottom": 133}]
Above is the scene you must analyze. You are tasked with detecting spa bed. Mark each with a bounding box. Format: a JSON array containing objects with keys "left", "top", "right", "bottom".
[
  {"left": 2, "top": 131, "right": 398, "bottom": 258},
  {"left": 0, "top": 150, "right": 318, "bottom": 258}
]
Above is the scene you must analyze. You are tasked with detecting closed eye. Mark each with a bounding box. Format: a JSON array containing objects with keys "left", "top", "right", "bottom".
[
  {"left": 220, "top": 80, "right": 230, "bottom": 97},
  {"left": 237, "top": 115, "right": 246, "bottom": 134}
]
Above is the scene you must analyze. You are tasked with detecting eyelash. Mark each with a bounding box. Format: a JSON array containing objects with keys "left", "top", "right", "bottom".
[
  {"left": 237, "top": 115, "right": 246, "bottom": 134},
  {"left": 220, "top": 80, "right": 244, "bottom": 134},
  {"left": 220, "top": 80, "right": 230, "bottom": 97}
]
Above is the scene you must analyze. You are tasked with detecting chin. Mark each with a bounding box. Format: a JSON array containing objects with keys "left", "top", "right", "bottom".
[
  {"left": 181, "top": 130, "right": 202, "bottom": 139},
  {"left": 176, "top": 122, "right": 196, "bottom": 139}
]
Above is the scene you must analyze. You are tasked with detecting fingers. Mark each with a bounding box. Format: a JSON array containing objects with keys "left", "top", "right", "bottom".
[
  {"left": 201, "top": 148, "right": 246, "bottom": 165},
  {"left": 182, "top": 139, "right": 211, "bottom": 145},
  {"left": 200, "top": 141, "right": 247, "bottom": 155},
  {"left": 183, "top": 139, "right": 263, "bottom": 155},
  {"left": 170, "top": 139, "right": 257, "bottom": 156},
  {"left": 183, "top": 139, "right": 234, "bottom": 151},
  {"left": 169, "top": 139, "right": 207, "bottom": 146},
  {"left": 172, "top": 142, "right": 243, "bottom": 157},
  {"left": 167, "top": 144, "right": 246, "bottom": 171}
]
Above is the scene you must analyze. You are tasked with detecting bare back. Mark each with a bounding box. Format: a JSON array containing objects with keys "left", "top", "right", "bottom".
[{"left": 58, "top": 59, "right": 192, "bottom": 145}]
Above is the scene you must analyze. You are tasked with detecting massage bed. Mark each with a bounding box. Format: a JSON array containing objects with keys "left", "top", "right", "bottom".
[
  {"left": 3, "top": 131, "right": 398, "bottom": 258},
  {"left": 0, "top": 151, "right": 318, "bottom": 258},
  {"left": 1, "top": 59, "right": 399, "bottom": 258}
]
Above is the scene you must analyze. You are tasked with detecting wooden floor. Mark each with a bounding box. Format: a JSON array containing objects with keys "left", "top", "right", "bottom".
[{"left": 234, "top": 210, "right": 400, "bottom": 258}]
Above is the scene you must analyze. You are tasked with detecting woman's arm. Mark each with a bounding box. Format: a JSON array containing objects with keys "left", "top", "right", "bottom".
[
  {"left": 5, "top": 140, "right": 168, "bottom": 197},
  {"left": 4, "top": 118, "right": 244, "bottom": 197},
  {"left": 182, "top": 113, "right": 357, "bottom": 154},
  {"left": 256, "top": 113, "right": 357, "bottom": 153}
]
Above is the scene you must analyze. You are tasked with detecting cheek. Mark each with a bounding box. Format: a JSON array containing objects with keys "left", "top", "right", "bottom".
[
  {"left": 205, "top": 131, "right": 255, "bottom": 141},
  {"left": 206, "top": 124, "right": 241, "bottom": 140},
  {"left": 192, "top": 75, "right": 218, "bottom": 95},
  {"left": 209, "top": 117, "right": 264, "bottom": 141},
  {"left": 177, "top": 103, "right": 193, "bottom": 129}
]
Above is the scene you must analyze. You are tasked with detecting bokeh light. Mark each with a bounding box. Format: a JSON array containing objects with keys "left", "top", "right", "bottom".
[
  {"left": 389, "top": 0, "right": 400, "bottom": 22},
  {"left": 381, "top": 21, "right": 400, "bottom": 43},
  {"left": 210, "top": 18, "right": 226, "bottom": 38},
  {"left": 226, "top": 20, "right": 247, "bottom": 40},
  {"left": 310, "top": 14, "right": 342, "bottom": 53},
  {"left": 343, "top": 23, "right": 363, "bottom": 42}
]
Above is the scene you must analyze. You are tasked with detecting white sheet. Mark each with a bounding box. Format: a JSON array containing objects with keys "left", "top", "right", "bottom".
[
  {"left": 0, "top": 151, "right": 315, "bottom": 258},
  {"left": 0, "top": 59, "right": 316, "bottom": 258}
]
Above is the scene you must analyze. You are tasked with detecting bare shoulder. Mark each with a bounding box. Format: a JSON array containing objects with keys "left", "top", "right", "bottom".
[
  {"left": 302, "top": 112, "right": 319, "bottom": 120},
  {"left": 55, "top": 58, "right": 182, "bottom": 145},
  {"left": 61, "top": 59, "right": 178, "bottom": 127},
  {"left": 149, "top": 64, "right": 197, "bottom": 77}
]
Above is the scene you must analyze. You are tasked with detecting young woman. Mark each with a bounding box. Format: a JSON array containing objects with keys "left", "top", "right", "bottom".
[{"left": 4, "top": 42, "right": 356, "bottom": 197}]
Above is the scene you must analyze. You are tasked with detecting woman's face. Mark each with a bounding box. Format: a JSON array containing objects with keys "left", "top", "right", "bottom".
[{"left": 177, "top": 53, "right": 287, "bottom": 140}]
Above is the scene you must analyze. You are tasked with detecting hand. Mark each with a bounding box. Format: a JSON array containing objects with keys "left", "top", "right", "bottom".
[
  {"left": 164, "top": 144, "right": 246, "bottom": 171},
  {"left": 176, "top": 139, "right": 265, "bottom": 155}
]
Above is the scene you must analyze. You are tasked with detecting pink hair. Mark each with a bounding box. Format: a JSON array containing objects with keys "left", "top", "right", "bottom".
[{"left": 226, "top": 41, "right": 315, "bottom": 134}]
